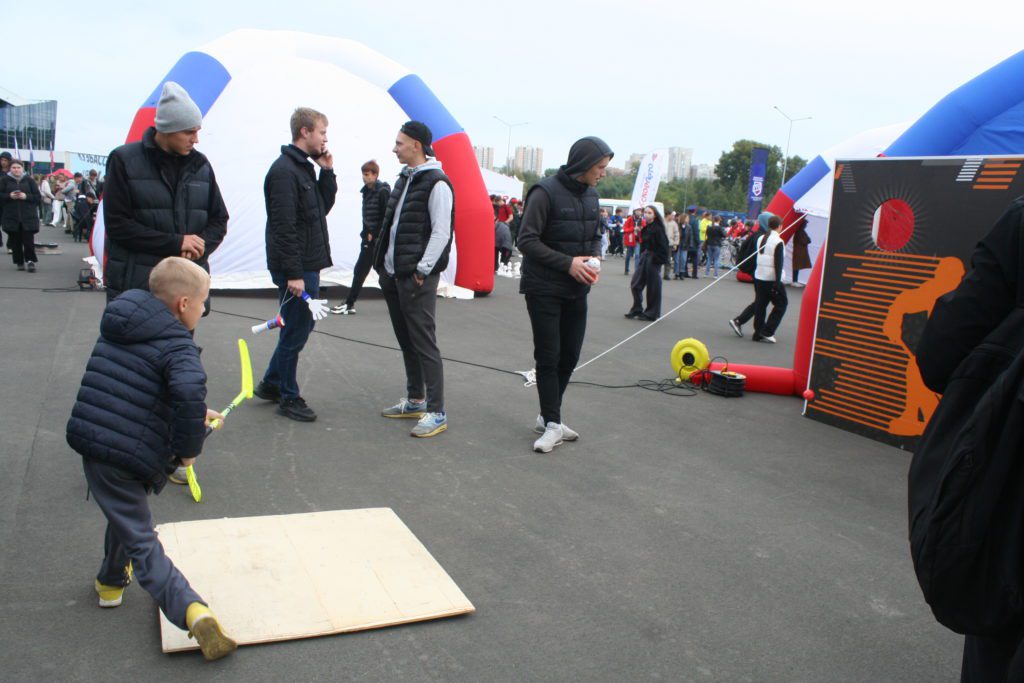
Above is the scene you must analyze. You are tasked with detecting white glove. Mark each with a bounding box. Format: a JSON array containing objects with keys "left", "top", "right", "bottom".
[{"left": 301, "top": 292, "right": 329, "bottom": 321}]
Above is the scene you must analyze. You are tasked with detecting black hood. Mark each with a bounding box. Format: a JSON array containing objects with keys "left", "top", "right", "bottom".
[{"left": 560, "top": 136, "right": 614, "bottom": 178}]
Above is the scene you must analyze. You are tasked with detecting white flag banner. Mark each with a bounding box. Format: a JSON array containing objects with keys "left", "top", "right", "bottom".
[{"left": 630, "top": 149, "right": 666, "bottom": 211}]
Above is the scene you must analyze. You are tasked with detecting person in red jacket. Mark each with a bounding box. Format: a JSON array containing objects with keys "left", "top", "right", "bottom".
[{"left": 622, "top": 208, "right": 643, "bottom": 275}]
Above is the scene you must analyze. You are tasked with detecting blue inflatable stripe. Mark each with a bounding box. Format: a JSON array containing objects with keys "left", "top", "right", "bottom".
[
  {"left": 388, "top": 74, "right": 462, "bottom": 141},
  {"left": 886, "top": 50, "right": 1024, "bottom": 157},
  {"left": 954, "top": 101, "right": 1024, "bottom": 155},
  {"left": 140, "top": 52, "right": 231, "bottom": 117},
  {"left": 780, "top": 155, "right": 829, "bottom": 203}
]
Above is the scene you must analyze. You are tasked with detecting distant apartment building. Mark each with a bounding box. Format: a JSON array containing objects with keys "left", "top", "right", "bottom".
[
  {"left": 666, "top": 147, "right": 693, "bottom": 181},
  {"left": 514, "top": 145, "right": 543, "bottom": 176},
  {"left": 474, "top": 145, "right": 495, "bottom": 170},
  {"left": 689, "top": 163, "right": 717, "bottom": 181},
  {"left": 626, "top": 153, "right": 644, "bottom": 172}
]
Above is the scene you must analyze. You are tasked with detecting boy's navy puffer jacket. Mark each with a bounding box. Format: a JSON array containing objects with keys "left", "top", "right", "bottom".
[{"left": 67, "top": 289, "right": 207, "bottom": 488}]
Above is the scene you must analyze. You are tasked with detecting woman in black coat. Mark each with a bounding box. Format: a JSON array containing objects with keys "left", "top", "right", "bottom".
[
  {"left": 0, "top": 160, "right": 41, "bottom": 271},
  {"left": 625, "top": 205, "right": 671, "bottom": 321}
]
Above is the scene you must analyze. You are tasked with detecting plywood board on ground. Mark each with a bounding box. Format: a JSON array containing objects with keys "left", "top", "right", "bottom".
[{"left": 156, "top": 508, "right": 474, "bottom": 653}]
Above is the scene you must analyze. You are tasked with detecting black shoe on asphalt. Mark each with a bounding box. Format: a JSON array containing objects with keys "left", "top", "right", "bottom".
[
  {"left": 624, "top": 311, "right": 639, "bottom": 319},
  {"left": 278, "top": 396, "right": 317, "bottom": 422},
  {"left": 638, "top": 313, "right": 659, "bottom": 321},
  {"left": 16, "top": 263, "right": 24, "bottom": 271},
  {"left": 253, "top": 381, "right": 281, "bottom": 401}
]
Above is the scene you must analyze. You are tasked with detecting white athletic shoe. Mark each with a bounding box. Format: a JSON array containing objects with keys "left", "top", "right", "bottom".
[
  {"left": 533, "top": 422, "right": 564, "bottom": 453},
  {"left": 534, "top": 415, "right": 578, "bottom": 441}
]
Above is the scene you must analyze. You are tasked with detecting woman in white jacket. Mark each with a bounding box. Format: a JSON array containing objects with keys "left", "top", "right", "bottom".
[{"left": 38, "top": 175, "right": 55, "bottom": 225}]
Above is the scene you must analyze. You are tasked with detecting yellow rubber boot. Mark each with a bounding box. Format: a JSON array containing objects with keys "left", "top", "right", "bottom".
[{"left": 186, "top": 603, "right": 237, "bottom": 661}]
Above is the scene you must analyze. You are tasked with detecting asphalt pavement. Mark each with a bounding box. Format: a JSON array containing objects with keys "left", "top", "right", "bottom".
[{"left": 0, "top": 230, "right": 961, "bottom": 681}]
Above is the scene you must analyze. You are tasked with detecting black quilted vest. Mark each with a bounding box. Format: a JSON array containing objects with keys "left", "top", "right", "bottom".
[
  {"left": 105, "top": 132, "right": 212, "bottom": 293},
  {"left": 374, "top": 169, "right": 454, "bottom": 276},
  {"left": 520, "top": 174, "right": 600, "bottom": 298}
]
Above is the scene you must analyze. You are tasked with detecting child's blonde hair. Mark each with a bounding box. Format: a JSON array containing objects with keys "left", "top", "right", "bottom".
[{"left": 149, "top": 257, "right": 210, "bottom": 307}]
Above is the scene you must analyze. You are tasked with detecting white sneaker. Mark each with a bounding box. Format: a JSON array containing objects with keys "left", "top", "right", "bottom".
[
  {"left": 758, "top": 335, "right": 777, "bottom": 344},
  {"left": 534, "top": 415, "right": 578, "bottom": 441},
  {"left": 330, "top": 303, "right": 355, "bottom": 315},
  {"left": 533, "top": 422, "right": 564, "bottom": 453}
]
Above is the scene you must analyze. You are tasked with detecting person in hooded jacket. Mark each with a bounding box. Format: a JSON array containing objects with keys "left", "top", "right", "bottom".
[
  {"left": 625, "top": 205, "right": 670, "bottom": 321},
  {"left": 65, "top": 257, "right": 235, "bottom": 662},
  {"left": 0, "top": 160, "right": 41, "bottom": 271},
  {"left": 518, "top": 136, "right": 614, "bottom": 453}
]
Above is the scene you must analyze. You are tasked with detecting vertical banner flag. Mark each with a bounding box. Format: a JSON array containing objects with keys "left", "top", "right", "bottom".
[
  {"left": 746, "top": 146, "right": 769, "bottom": 218},
  {"left": 49, "top": 139, "right": 55, "bottom": 169},
  {"left": 28, "top": 137, "right": 34, "bottom": 173},
  {"left": 630, "top": 149, "right": 667, "bottom": 210},
  {"left": 13, "top": 134, "right": 20, "bottom": 164}
]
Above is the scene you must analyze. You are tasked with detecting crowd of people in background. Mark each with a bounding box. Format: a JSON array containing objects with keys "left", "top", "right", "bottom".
[{"left": 0, "top": 149, "right": 104, "bottom": 273}]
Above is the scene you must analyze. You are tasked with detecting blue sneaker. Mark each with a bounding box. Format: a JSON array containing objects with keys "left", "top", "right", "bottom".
[
  {"left": 381, "top": 398, "right": 426, "bottom": 419},
  {"left": 411, "top": 412, "right": 447, "bottom": 438}
]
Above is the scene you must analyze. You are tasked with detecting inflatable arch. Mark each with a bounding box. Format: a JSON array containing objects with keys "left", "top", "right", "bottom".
[
  {"left": 719, "top": 48, "right": 1024, "bottom": 396},
  {"left": 91, "top": 30, "right": 494, "bottom": 295}
]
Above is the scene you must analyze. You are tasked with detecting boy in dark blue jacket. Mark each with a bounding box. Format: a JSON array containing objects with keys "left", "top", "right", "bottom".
[{"left": 66, "top": 256, "right": 236, "bottom": 661}]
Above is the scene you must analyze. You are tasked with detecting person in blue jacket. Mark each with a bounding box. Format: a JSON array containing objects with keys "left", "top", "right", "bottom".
[{"left": 66, "top": 257, "right": 235, "bottom": 662}]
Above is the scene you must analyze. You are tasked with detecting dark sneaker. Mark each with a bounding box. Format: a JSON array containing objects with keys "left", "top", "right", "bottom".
[
  {"left": 278, "top": 396, "right": 317, "bottom": 422},
  {"left": 253, "top": 381, "right": 281, "bottom": 401},
  {"left": 624, "top": 311, "right": 639, "bottom": 319},
  {"left": 26, "top": 261, "right": 36, "bottom": 272},
  {"left": 16, "top": 263, "right": 25, "bottom": 271},
  {"left": 728, "top": 319, "right": 743, "bottom": 337}
]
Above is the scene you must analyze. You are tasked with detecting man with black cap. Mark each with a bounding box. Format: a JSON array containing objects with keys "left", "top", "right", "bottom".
[
  {"left": 374, "top": 121, "right": 454, "bottom": 438},
  {"left": 102, "top": 81, "right": 228, "bottom": 303},
  {"left": 518, "top": 136, "right": 614, "bottom": 453}
]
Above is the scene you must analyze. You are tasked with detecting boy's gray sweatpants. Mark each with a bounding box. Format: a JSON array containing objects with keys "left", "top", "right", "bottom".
[{"left": 83, "top": 458, "right": 204, "bottom": 630}]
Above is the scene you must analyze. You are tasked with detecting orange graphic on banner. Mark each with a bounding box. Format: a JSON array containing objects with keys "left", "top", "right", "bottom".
[{"left": 809, "top": 251, "right": 965, "bottom": 438}]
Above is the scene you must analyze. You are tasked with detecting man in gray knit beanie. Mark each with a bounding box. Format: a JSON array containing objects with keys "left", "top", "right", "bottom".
[
  {"left": 154, "top": 81, "right": 203, "bottom": 134},
  {"left": 101, "top": 79, "right": 228, "bottom": 321}
]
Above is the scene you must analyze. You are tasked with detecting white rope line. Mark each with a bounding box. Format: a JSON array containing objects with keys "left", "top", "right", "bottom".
[{"left": 573, "top": 214, "right": 804, "bottom": 373}]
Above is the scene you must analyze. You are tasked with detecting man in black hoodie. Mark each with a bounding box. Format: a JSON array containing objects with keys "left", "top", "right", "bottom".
[{"left": 518, "top": 136, "right": 614, "bottom": 453}]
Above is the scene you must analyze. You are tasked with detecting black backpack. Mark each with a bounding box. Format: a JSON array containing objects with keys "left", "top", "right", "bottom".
[
  {"left": 736, "top": 230, "right": 761, "bottom": 275},
  {"left": 908, "top": 237, "right": 1024, "bottom": 636}
]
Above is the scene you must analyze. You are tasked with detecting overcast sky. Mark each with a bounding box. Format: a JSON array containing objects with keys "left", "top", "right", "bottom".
[{"left": 5, "top": 0, "right": 1021, "bottom": 171}]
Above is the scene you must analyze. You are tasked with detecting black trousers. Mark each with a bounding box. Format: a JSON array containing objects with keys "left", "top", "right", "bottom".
[
  {"left": 525, "top": 293, "right": 588, "bottom": 425},
  {"left": 753, "top": 279, "right": 788, "bottom": 337},
  {"left": 380, "top": 271, "right": 445, "bottom": 413},
  {"left": 346, "top": 240, "right": 375, "bottom": 307},
  {"left": 628, "top": 251, "right": 663, "bottom": 319},
  {"left": 7, "top": 229, "right": 37, "bottom": 265},
  {"left": 961, "top": 632, "right": 1024, "bottom": 682}
]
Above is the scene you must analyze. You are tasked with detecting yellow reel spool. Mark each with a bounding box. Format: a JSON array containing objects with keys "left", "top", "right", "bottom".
[{"left": 670, "top": 338, "right": 710, "bottom": 381}]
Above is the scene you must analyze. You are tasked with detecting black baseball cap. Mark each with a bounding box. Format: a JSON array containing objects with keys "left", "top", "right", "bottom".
[{"left": 400, "top": 120, "right": 435, "bottom": 157}]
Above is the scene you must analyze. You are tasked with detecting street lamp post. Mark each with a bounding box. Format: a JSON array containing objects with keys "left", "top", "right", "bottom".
[
  {"left": 493, "top": 115, "right": 528, "bottom": 174},
  {"left": 773, "top": 106, "right": 811, "bottom": 186}
]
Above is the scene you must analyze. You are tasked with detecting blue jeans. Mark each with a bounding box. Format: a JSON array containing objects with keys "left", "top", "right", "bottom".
[
  {"left": 262, "top": 271, "right": 320, "bottom": 400},
  {"left": 705, "top": 245, "right": 721, "bottom": 277},
  {"left": 672, "top": 248, "right": 686, "bottom": 275},
  {"left": 624, "top": 246, "right": 636, "bottom": 273}
]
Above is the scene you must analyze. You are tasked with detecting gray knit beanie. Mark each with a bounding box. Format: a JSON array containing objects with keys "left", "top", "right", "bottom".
[{"left": 154, "top": 82, "right": 203, "bottom": 133}]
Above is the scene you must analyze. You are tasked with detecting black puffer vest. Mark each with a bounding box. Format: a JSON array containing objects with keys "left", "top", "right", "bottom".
[
  {"left": 374, "top": 169, "right": 454, "bottom": 276},
  {"left": 520, "top": 174, "right": 600, "bottom": 298},
  {"left": 105, "top": 131, "right": 213, "bottom": 293},
  {"left": 361, "top": 179, "right": 390, "bottom": 243}
]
